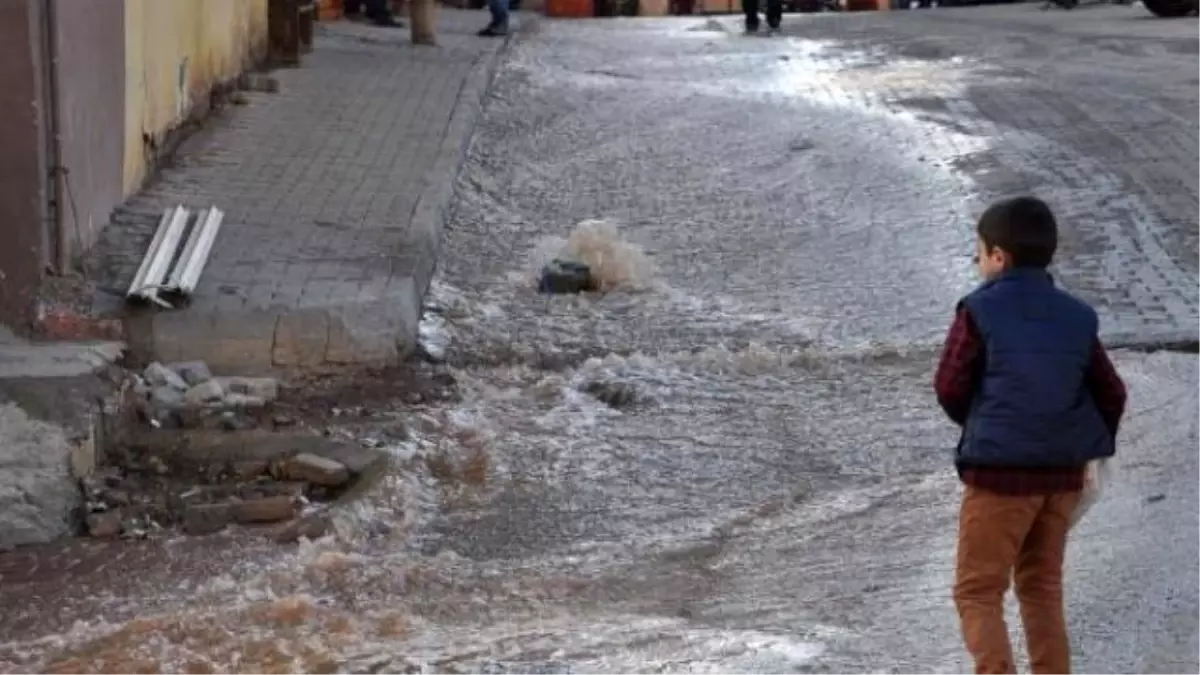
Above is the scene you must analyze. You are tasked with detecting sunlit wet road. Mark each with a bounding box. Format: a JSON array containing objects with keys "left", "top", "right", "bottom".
[{"left": 1, "top": 5, "right": 1197, "bottom": 673}]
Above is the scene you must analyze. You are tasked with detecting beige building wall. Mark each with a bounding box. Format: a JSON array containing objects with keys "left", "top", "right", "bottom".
[{"left": 123, "top": 0, "right": 269, "bottom": 193}]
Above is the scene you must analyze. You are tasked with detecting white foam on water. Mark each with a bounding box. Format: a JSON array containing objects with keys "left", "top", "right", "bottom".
[
  {"left": 0, "top": 310, "right": 940, "bottom": 674},
  {"left": 608, "top": 629, "right": 827, "bottom": 673},
  {"left": 0, "top": 344, "right": 925, "bottom": 674}
]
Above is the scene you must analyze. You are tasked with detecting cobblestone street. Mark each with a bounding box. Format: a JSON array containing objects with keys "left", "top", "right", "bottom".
[{"left": 1, "top": 4, "right": 1197, "bottom": 673}]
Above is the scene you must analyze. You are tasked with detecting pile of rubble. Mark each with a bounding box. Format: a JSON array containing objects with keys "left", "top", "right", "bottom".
[
  {"left": 81, "top": 447, "right": 366, "bottom": 541},
  {"left": 135, "top": 361, "right": 285, "bottom": 431},
  {"left": 82, "top": 361, "right": 388, "bottom": 542}
]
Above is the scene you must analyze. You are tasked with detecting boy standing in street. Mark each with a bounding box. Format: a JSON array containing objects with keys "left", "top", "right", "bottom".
[{"left": 934, "top": 196, "right": 1128, "bottom": 674}]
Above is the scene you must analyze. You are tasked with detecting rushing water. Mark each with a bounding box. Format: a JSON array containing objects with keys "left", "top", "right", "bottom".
[{"left": 2, "top": 13, "right": 1197, "bottom": 674}]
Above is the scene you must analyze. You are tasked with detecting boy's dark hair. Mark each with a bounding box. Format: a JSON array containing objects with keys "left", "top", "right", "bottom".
[{"left": 976, "top": 196, "right": 1058, "bottom": 269}]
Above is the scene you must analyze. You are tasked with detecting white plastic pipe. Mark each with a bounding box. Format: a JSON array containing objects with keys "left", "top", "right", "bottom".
[
  {"left": 127, "top": 205, "right": 189, "bottom": 305},
  {"left": 168, "top": 206, "right": 223, "bottom": 296}
]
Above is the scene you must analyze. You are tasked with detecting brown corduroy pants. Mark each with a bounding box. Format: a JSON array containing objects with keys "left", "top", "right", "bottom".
[{"left": 954, "top": 484, "right": 1081, "bottom": 674}]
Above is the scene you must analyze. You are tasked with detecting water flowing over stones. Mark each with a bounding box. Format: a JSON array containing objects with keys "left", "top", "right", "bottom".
[{"left": 1, "top": 8, "right": 1196, "bottom": 674}]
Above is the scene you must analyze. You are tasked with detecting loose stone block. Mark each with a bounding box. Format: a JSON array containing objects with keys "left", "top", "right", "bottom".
[
  {"left": 232, "top": 496, "right": 298, "bottom": 524},
  {"left": 217, "top": 377, "right": 280, "bottom": 403},
  {"left": 87, "top": 511, "right": 122, "bottom": 538},
  {"left": 284, "top": 453, "right": 350, "bottom": 487},
  {"left": 183, "top": 503, "right": 232, "bottom": 535},
  {"left": 170, "top": 361, "right": 214, "bottom": 386},
  {"left": 185, "top": 379, "right": 225, "bottom": 407},
  {"left": 144, "top": 362, "right": 189, "bottom": 392}
]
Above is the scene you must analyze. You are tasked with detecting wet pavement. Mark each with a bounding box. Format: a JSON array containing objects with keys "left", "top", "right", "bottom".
[{"left": 2, "top": 5, "right": 1197, "bottom": 673}]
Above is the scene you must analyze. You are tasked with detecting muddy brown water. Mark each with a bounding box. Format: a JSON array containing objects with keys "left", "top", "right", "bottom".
[{"left": 2, "top": 10, "right": 1197, "bottom": 673}]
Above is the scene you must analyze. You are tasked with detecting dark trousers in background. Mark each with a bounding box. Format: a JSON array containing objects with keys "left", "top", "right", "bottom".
[
  {"left": 488, "top": 0, "right": 511, "bottom": 28},
  {"left": 742, "top": 0, "right": 782, "bottom": 29},
  {"left": 345, "top": 0, "right": 393, "bottom": 18}
]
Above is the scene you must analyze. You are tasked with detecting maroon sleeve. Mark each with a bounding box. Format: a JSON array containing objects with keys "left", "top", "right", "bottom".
[
  {"left": 934, "top": 306, "right": 983, "bottom": 426},
  {"left": 1086, "top": 340, "right": 1127, "bottom": 437}
]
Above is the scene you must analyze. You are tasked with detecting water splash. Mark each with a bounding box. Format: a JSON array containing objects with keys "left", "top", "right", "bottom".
[{"left": 526, "top": 219, "right": 661, "bottom": 292}]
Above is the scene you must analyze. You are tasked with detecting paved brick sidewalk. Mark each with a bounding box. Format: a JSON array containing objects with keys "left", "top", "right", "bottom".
[{"left": 90, "top": 9, "right": 509, "bottom": 373}]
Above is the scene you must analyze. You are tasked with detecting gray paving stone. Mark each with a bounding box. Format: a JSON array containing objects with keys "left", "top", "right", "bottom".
[{"left": 87, "top": 10, "right": 513, "bottom": 373}]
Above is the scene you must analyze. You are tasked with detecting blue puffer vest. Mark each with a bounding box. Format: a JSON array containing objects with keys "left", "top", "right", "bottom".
[{"left": 958, "top": 268, "right": 1114, "bottom": 469}]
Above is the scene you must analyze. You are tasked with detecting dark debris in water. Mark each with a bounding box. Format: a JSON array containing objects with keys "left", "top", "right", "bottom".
[
  {"left": 539, "top": 259, "right": 597, "bottom": 295},
  {"left": 789, "top": 137, "right": 816, "bottom": 152},
  {"left": 581, "top": 379, "right": 640, "bottom": 409}
]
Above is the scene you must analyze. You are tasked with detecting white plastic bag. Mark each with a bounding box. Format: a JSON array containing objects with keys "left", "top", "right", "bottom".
[{"left": 1069, "top": 458, "right": 1111, "bottom": 528}]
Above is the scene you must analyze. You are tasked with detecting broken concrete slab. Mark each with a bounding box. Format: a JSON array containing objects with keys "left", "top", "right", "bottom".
[
  {"left": 56, "top": 415, "right": 394, "bottom": 544},
  {"left": 122, "top": 429, "right": 326, "bottom": 471},
  {"left": 0, "top": 341, "right": 124, "bottom": 380},
  {"left": 0, "top": 403, "right": 85, "bottom": 549},
  {"left": 0, "top": 336, "right": 118, "bottom": 547}
]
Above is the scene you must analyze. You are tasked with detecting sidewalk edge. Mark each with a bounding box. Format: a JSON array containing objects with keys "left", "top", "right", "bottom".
[{"left": 396, "top": 19, "right": 529, "bottom": 339}]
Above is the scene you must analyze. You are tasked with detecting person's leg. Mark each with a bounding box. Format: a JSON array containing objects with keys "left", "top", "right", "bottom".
[
  {"left": 1014, "top": 491, "right": 1080, "bottom": 674},
  {"left": 954, "top": 485, "right": 1043, "bottom": 674},
  {"left": 765, "top": 0, "right": 782, "bottom": 29},
  {"left": 364, "top": 0, "right": 404, "bottom": 25},
  {"left": 743, "top": 0, "right": 761, "bottom": 31},
  {"left": 478, "top": 0, "right": 509, "bottom": 36},
  {"left": 345, "top": 0, "right": 364, "bottom": 14}
]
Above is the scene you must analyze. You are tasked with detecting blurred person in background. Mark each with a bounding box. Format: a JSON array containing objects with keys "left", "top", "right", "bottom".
[
  {"left": 743, "top": 0, "right": 782, "bottom": 33},
  {"left": 345, "top": 0, "right": 405, "bottom": 26},
  {"left": 477, "top": 0, "right": 510, "bottom": 37}
]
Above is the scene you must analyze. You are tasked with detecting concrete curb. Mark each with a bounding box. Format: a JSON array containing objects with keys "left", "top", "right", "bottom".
[
  {"left": 384, "top": 21, "right": 526, "bottom": 362},
  {"left": 405, "top": 20, "right": 524, "bottom": 302},
  {"left": 265, "top": 28, "right": 535, "bottom": 528}
]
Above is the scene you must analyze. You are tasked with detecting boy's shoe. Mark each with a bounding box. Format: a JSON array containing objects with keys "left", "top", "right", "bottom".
[
  {"left": 477, "top": 23, "right": 509, "bottom": 36},
  {"left": 744, "top": 21, "right": 760, "bottom": 34}
]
